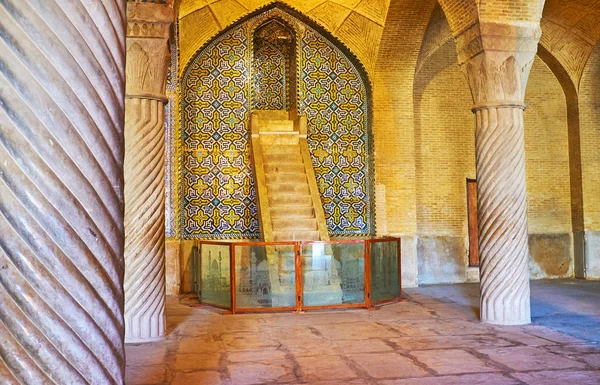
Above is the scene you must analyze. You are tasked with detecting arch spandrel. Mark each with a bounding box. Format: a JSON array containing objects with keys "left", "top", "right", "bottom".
[{"left": 178, "top": 0, "right": 391, "bottom": 77}]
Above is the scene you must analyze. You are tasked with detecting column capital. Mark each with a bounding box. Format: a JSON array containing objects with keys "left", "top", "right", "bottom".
[
  {"left": 127, "top": 2, "right": 174, "bottom": 40},
  {"left": 456, "top": 21, "right": 542, "bottom": 105},
  {"left": 126, "top": 2, "right": 175, "bottom": 98}
]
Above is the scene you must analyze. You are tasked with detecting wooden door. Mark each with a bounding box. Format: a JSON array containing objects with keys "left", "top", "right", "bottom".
[{"left": 466, "top": 179, "right": 479, "bottom": 267}]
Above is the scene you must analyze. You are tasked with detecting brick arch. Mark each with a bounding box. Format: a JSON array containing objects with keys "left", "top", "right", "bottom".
[
  {"left": 416, "top": 0, "right": 597, "bottom": 90},
  {"left": 371, "top": 0, "right": 437, "bottom": 243},
  {"left": 533, "top": 0, "right": 600, "bottom": 255},
  {"left": 536, "top": 44, "right": 585, "bottom": 253},
  {"left": 436, "top": 0, "right": 546, "bottom": 37},
  {"left": 435, "top": 0, "right": 478, "bottom": 36},
  {"left": 415, "top": 3, "right": 453, "bottom": 78},
  {"left": 414, "top": 12, "right": 584, "bottom": 236},
  {"left": 539, "top": 0, "right": 600, "bottom": 90},
  {"left": 414, "top": 39, "right": 457, "bottom": 100}
]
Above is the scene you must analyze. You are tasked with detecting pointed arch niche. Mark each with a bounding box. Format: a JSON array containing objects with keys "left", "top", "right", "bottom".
[
  {"left": 252, "top": 18, "right": 296, "bottom": 111},
  {"left": 176, "top": 5, "right": 374, "bottom": 239}
]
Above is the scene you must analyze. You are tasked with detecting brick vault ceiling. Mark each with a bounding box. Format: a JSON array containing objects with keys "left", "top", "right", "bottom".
[{"left": 177, "top": 0, "right": 393, "bottom": 75}]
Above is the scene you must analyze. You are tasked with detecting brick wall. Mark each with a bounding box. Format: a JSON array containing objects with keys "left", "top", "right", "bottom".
[
  {"left": 524, "top": 58, "right": 572, "bottom": 234},
  {"left": 414, "top": 40, "right": 475, "bottom": 236},
  {"left": 580, "top": 44, "right": 600, "bottom": 231},
  {"left": 414, "top": 46, "right": 572, "bottom": 237},
  {"left": 373, "top": 0, "right": 436, "bottom": 235}
]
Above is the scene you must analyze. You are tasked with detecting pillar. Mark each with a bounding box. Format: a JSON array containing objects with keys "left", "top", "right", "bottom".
[
  {"left": 0, "top": 1, "right": 127, "bottom": 384},
  {"left": 123, "top": 1, "right": 174, "bottom": 343},
  {"left": 458, "top": 22, "right": 542, "bottom": 325}
]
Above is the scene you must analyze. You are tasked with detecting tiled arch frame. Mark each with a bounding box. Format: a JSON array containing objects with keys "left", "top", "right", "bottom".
[{"left": 175, "top": 3, "right": 375, "bottom": 239}]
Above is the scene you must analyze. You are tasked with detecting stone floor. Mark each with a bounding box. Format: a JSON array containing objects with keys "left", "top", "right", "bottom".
[{"left": 125, "top": 279, "right": 600, "bottom": 385}]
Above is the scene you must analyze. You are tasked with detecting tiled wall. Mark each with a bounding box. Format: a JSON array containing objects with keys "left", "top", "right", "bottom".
[{"left": 175, "top": 9, "right": 374, "bottom": 238}]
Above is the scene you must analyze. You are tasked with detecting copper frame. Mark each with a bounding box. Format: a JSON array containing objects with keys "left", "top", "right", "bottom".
[{"left": 193, "top": 237, "right": 401, "bottom": 314}]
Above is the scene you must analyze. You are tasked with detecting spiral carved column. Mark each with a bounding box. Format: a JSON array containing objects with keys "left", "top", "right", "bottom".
[
  {"left": 0, "top": 1, "right": 127, "bottom": 384},
  {"left": 474, "top": 105, "right": 531, "bottom": 324},
  {"left": 123, "top": 2, "right": 173, "bottom": 343},
  {"left": 458, "top": 22, "right": 542, "bottom": 325}
]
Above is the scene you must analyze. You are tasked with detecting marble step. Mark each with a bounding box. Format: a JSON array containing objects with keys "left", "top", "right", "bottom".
[
  {"left": 259, "top": 132, "right": 298, "bottom": 146},
  {"left": 266, "top": 172, "right": 306, "bottom": 185},
  {"left": 268, "top": 194, "right": 312, "bottom": 206},
  {"left": 272, "top": 217, "right": 317, "bottom": 231},
  {"left": 261, "top": 145, "right": 300, "bottom": 155},
  {"left": 274, "top": 230, "right": 320, "bottom": 241},
  {"left": 262, "top": 152, "right": 302, "bottom": 164},
  {"left": 259, "top": 120, "right": 294, "bottom": 132},
  {"left": 264, "top": 163, "right": 304, "bottom": 174},
  {"left": 270, "top": 205, "right": 314, "bottom": 218},
  {"left": 253, "top": 110, "right": 289, "bottom": 120},
  {"left": 266, "top": 182, "right": 310, "bottom": 195}
]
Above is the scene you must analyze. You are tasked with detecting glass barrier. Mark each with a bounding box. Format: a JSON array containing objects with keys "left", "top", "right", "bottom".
[
  {"left": 199, "top": 243, "right": 231, "bottom": 309},
  {"left": 234, "top": 243, "right": 296, "bottom": 310},
  {"left": 301, "top": 242, "right": 365, "bottom": 307},
  {"left": 192, "top": 237, "right": 401, "bottom": 313},
  {"left": 370, "top": 239, "right": 401, "bottom": 304}
]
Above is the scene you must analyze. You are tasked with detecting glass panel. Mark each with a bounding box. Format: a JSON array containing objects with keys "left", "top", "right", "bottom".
[
  {"left": 200, "top": 244, "right": 231, "bottom": 309},
  {"left": 370, "top": 240, "right": 400, "bottom": 303},
  {"left": 302, "top": 243, "right": 365, "bottom": 306},
  {"left": 234, "top": 244, "right": 296, "bottom": 309}
]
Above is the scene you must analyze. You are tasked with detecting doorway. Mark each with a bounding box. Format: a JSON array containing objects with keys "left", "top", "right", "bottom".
[{"left": 466, "top": 179, "right": 479, "bottom": 267}]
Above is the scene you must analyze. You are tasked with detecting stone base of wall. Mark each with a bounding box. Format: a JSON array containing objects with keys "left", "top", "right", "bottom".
[
  {"left": 417, "top": 236, "right": 468, "bottom": 285},
  {"left": 179, "top": 240, "right": 196, "bottom": 293},
  {"left": 528, "top": 233, "right": 573, "bottom": 279},
  {"left": 466, "top": 267, "right": 480, "bottom": 283},
  {"left": 585, "top": 231, "right": 600, "bottom": 279},
  {"left": 400, "top": 236, "right": 418, "bottom": 288},
  {"left": 165, "top": 240, "right": 181, "bottom": 295},
  {"left": 416, "top": 233, "right": 575, "bottom": 285}
]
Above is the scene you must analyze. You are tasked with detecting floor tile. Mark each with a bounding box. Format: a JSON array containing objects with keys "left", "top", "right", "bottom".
[
  {"left": 410, "top": 349, "right": 499, "bottom": 375},
  {"left": 348, "top": 352, "right": 429, "bottom": 379},
  {"left": 478, "top": 346, "right": 587, "bottom": 371}
]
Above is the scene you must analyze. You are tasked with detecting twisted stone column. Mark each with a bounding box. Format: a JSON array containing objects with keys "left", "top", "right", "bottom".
[
  {"left": 0, "top": 1, "right": 127, "bottom": 384},
  {"left": 458, "top": 22, "right": 541, "bottom": 325},
  {"left": 474, "top": 105, "right": 530, "bottom": 324},
  {"left": 124, "top": 2, "right": 173, "bottom": 343}
]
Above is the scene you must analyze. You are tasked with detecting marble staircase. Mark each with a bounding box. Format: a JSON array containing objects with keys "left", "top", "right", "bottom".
[
  {"left": 263, "top": 146, "right": 319, "bottom": 241},
  {"left": 250, "top": 111, "right": 340, "bottom": 306},
  {"left": 250, "top": 110, "right": 329, "bottom": 242}
]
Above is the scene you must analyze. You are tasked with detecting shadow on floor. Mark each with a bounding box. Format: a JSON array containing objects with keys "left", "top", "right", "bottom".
[{"left": 408, "top": 278, "right": 600, "bottom": 343}]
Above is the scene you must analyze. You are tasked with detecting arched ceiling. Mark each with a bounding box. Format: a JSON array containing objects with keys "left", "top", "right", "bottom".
[
  {"left": 540, "top": 0, "right": 600, "bottom": 87},
  {"left": 177, "top": 0, "right": 392, "bottom": 76},
  {"left": 415, "top": 3, "right": 451, "bottom": 76},
  {"left": 417, "top": 0, "right": 599, "bottom": 91}
]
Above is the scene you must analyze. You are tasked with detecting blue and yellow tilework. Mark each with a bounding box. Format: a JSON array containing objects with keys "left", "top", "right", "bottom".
[
  {"left": 177, "top": 8, "right": 373, "bottom": 239},
  {"left": 180, "top": 26, "right": 259, "bottom": 238},
  {"left": 301, "top": 29, "right": 372, "bottom": 236}
]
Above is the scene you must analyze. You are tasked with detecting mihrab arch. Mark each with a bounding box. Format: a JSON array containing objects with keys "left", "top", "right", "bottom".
[{"left": 176, "top": 4, "right": 375, "bottom": 241}]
